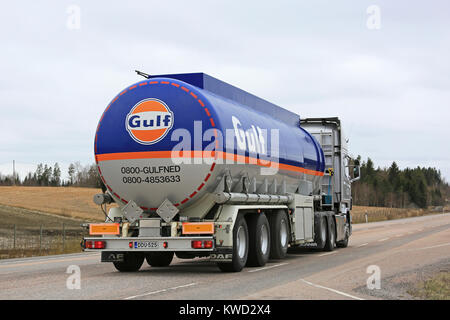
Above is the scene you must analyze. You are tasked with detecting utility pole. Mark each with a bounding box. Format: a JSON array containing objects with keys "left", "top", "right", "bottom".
[{"left": 13, "top": 160, "right": 15, "bottom": 186}]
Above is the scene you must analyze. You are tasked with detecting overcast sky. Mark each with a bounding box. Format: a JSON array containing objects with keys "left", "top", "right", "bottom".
[{"left": 1, "top": 0, "right": 449, "bottom": 182}]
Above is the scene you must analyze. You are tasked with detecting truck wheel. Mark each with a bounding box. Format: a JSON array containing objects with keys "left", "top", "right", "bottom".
[
  {"left": 217, "top": 214, "right": 249, "bottom": 272},
  {"left": 268, "top": 211, "right": 289, "bottom": 259},
  {"left": 336, "top": 223, "right": 350, "bottom": 248},
  {"left": 246, "top": 213, "right": 271, "bottom": 267},
  {"left": 324, "top": 217, "right": 336, "bottom": 251},
  {"left": 315, "top": 215, "right": 327, "bottom": 250},
  {"left": 146, "top": 252, "right": 174, "bottom": 267},
  {"left": 113, "top": 253, "right": 144, "bottom": 272}
]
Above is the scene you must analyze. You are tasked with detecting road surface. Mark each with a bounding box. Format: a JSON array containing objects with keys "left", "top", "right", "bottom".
[{"left": 0, "top": 213, "right": 449, "bottom": 300}]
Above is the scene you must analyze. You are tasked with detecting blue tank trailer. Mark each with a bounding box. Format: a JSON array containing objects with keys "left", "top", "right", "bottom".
[{"left": 83, "top": 72, "right": 361, "bottom": 272}]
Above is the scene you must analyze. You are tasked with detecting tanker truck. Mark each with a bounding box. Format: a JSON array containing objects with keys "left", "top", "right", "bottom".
[{"left": 82, "top": 72, "right": 361, "bottom": 272}]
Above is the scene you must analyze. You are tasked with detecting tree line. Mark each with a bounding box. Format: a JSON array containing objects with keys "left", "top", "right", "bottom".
[
  {"left": 0, "top": 162, "right": 102, "bottom": 188},
  {"left": 352, "top": 157, "right": 449, "bottom": 209},
  {"left": 1, "top": 158, "right": 448, "bottom": 209}
]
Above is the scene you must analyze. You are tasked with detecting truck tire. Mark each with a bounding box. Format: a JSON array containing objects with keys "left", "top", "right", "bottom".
[
  {"left": 268, "top": 211, "right": 289, "bottom": 259},
  {"left": 324, "top": 217, "right": 336, "bottom": 252},
  {"left": 113, "top": 253, "right": 144, "bottom": 272},
  {"left": 217, "top": 214, "right": 249, "bottom": 272},
  {"left": 246, "top": 213, "right": 271, "bottom": 267},
  {"left": 146, "top": 252, "right": 174, "bottom": 267},
  {"left": 314, "top": 215, "right": 327, "bottom": 250}
]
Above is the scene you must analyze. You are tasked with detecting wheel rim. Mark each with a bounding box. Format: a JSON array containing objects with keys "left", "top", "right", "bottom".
[
  {"left": 260, "top": 224, "right": 269, "bottom": 255},
  {"left": 237, "top": 225, "right": 247, "bottom": 259},
  {"left": 280, "top": 218, "right": 288, "bottom": 247}
]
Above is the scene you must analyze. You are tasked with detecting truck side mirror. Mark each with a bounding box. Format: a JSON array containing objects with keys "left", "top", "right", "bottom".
[{"left": 351, "top": 165, "right": 361, "bottom": 183}]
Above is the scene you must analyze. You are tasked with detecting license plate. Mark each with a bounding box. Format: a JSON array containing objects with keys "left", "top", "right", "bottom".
[{"left": 134, "top": 241, "right": 159, "bottom": 249}]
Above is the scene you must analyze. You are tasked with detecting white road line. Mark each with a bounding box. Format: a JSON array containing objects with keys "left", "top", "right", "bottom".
[
  {"left": 124, "top": 282, "right": 197, "bottom": 300},
  {"left": 357, "top": 243, "right": 369, "bottom": 247},
  {"left": 0, "top": 255, "right": 99, "bottom": 269},
  {"left": 0, "top": 253, "right": 99, "bottom": 266},
  {"left": 411, "top": 242, "right": 450, "bottom": 251},
  {"left": 378, "top": 238, "right": 390, "bottom": 242},
  {"left": 318, "top": 251, "right": 337, "bottom": 257},
  {"left": 248, "top": 263, "right": 288, "bottom": 273},
  {"left": 300, "top": 279, "right": 364, "bottom": 300}
]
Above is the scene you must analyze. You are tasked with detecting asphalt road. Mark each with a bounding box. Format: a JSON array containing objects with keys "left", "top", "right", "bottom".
[{"left": 0, "top": 213, "right": 449, "bottom": 300}]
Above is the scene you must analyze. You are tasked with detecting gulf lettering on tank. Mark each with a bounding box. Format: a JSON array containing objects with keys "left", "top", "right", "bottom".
[{"left": 125, "top": 98, "right": 174, "bottom": 145}]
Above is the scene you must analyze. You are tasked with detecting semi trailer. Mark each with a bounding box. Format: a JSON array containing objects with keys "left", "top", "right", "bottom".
[{"left": 82, "top": 72, "right": 360, "bottom": 272}]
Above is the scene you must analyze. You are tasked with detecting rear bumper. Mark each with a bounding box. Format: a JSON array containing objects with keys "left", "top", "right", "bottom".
[{"left": 82, "top": 236, "right": 214, "bottom": 252}]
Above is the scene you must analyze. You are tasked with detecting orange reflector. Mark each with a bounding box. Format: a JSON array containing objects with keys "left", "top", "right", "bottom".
[
  {"left": 182, "top": 222, "right": 214, "bottom": 235},
  {"left": 89, "top": 223, "right": 120, "bottom": 235}
]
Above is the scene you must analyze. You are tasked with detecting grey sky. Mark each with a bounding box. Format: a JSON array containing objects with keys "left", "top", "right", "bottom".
[{"left": 1, "top": 0, "right": 449, "bottom": 182}]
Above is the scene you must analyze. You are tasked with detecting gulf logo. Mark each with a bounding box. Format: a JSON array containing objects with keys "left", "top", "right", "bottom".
[{"left": 125, "top": 98, "right": 174, "bottom": 145}]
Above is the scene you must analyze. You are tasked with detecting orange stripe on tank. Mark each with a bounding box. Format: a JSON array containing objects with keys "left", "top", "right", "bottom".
[{"left": 96, "top": 150, "right": 324, "bottom": 176}]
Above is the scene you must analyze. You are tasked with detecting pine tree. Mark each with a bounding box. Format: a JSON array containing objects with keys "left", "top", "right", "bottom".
[
  {"left": 52, "top": 163, "right": 61, "bottom": 186},
  {"left": 68, "top": 163, "right": 75, "bottom": 185}
]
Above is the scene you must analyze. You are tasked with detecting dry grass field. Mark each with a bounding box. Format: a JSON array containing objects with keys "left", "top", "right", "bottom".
[
  {"left": 0, "top": 186, "right": 106, "bottom": 221},
  {"left": 0, "top": 186, "right": 106, "bottom": 258}
]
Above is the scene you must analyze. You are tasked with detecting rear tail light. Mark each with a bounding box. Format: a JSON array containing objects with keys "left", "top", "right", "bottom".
[
  {"left": 85, "top": 240, "right": 106, "bottom": 249},
  {"left": 191, "top": 240, "right": 203, "bottom": 249},
  {"left": 204, "top": 240, "right": 213, "bottom": 249},
  {"left": 191, "top": 240, "right": 214, "bottom": 249},
  {"left": 94, "top": 241, "right": 106, "bottom": 249}
]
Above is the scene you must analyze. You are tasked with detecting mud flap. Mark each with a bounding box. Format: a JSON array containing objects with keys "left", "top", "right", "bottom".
[
  {"left": 210, "top": 249, "right": 233, "bottom": 262},
  {"left": 101, "top": 252, "right": 125, "bottom": 262}
]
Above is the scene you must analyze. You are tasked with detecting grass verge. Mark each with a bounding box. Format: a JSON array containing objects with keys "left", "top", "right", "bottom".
[
  {"left": 351, "top": 206, "right": 445, "bottom": 224},
  {"left": 408, "top": 271, "right": 450, "bottom": 300},
  {"left": 0, "top": 240, "right": 83, "bottom": 259}
]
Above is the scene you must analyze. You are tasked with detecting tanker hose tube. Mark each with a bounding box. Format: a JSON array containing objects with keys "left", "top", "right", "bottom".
[{"left": 214, "top": 192, "right": 293, "bottom": 204}]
